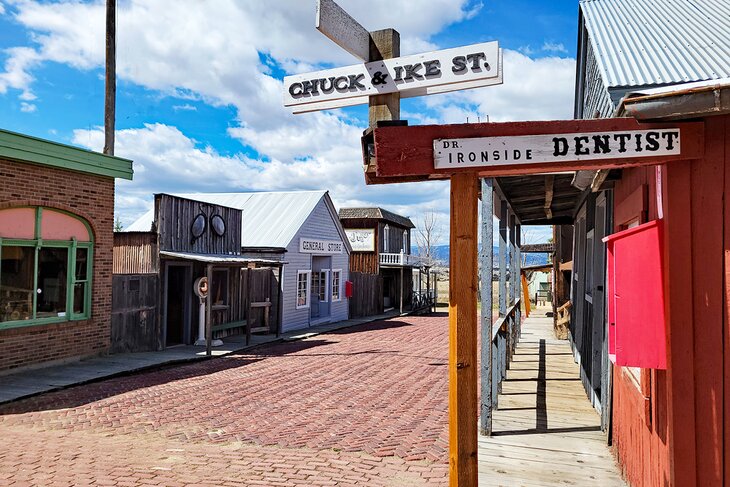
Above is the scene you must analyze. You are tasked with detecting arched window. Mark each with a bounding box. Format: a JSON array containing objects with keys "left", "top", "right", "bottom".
[
  {"left": 0, "top": 207, "right": 93, "bottom": 328},
  {"left": 402, "top": 229, "right": 408, "bottom": 253},
  {"left": 383, "top": 224, "right": 390, "bottom": 253}
]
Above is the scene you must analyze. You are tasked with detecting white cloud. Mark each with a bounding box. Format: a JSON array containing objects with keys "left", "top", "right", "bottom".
[
  {"left": 542, "top": 41, "right": 568, "bottom": 54},
  {"left": 19, "top": 101, "right": 35, "bottom": 112},
  {"left": 172, "top": 104, "right": 196, "bottom": 112},
  {"left": 0, "top": 3, "right": 5, "bottom": 16}
]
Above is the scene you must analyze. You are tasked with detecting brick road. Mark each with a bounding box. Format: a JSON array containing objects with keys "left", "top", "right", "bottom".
[{"left": 0, "top": 314, "right": 452, "bottom": 486}]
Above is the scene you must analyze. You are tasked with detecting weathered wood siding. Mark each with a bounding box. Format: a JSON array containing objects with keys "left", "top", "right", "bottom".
[
  {"left": 155, "top": 194, "right": 241, "bottom": 254},
  {"left": 349, "top": 252, "right": 379, "bottom": 274},
  {"left": 349, "top": 271, "right": 383, "bottom": 317},
  {"left": 282, "top": 197, "right": 349, "bottom": 332},
  {"left": 110, "top": 274, "right": 159, "bottom": 352},
  {"left": 580, "top": 39, "right": 614, "bottom": 119},
  {"left": 113, "top": 232, "right": 159, "bottom": 274},
  {"left": 378, "top": 221, "right": 411, "bottom": 254}
]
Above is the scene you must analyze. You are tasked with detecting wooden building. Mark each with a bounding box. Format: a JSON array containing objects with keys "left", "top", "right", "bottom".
[
  {"left": 339, "top": 207, "right": 431, "bottom": 316},
  {"left": 0, "top": 128, "right": 133, "bottom": 373},
  {"left": 114, "top": 194, "right": 282, "bottom": 351},
  {"left": 126, "top": 191, "right": 351, "bottom": 334}
]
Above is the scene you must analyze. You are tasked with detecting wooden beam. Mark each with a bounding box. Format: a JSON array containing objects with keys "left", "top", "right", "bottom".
[
  {"left": 368, "top": 29, "right": 400, "bottom": 127},
  {"left": 103, "top": 0, "right": 116, "bottom": 155},
  {"left": 480, "top": 178, "right": 494, "bottom": 436},
  {"left": 205, "top": 263, "right": 213, "bottom": 356},
  {"left": 369, "top": 119, "right": 704, "bottom": 181},
  {"left": 448, "top": 172, "right": 479, "bottom": 485},
  {"left": 544, "top": 175, "right": 554, "bottom": 219}
]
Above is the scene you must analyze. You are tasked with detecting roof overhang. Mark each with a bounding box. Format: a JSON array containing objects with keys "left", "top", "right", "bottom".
[{"left": 160, "top": 251, "right": 284, "bottom": 266}]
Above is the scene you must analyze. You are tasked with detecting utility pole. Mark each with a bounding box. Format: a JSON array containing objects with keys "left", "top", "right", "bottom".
[{"left": 103, "top": 0, "right": 116, "bottom": 155}]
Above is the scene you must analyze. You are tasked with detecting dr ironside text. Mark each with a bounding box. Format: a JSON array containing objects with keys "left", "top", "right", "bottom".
[
  {"left": 442, "top": 130, "right": 680, "bottom": 165},
  {"left": 288, "top": 52, "right": 491, "bottom": 97}
]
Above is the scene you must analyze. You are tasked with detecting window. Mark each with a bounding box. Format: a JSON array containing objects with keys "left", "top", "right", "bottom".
[
  {"left": 0, "top": 207, "right": 93, "bottom": 328},
  {"left": 383, "top": 224, "right": 390, "bottom": 252},
  {"left": 296, "top": 270, "right": 311, "bottom": 309},
  {"left": 312, "top": 270, "right": 328, "bottom": 301},
  {"left": 402, "top": 230, "right": 408, "bottom": 253},
  {"left": 331, "top": 269, "right": 342, "bottom": 301}
]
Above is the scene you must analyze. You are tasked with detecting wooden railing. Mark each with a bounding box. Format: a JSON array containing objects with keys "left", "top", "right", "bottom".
[
  {"left": 379, "top": 252, "right": 431, "bottom": 267},
  {"left": 489, "top": 299, "right": 522, "bottom": 411}
]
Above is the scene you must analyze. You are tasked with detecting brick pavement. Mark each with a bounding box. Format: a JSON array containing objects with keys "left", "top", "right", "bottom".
[{"left": 0, "top": 314, "right": 452, "bottom": 486}]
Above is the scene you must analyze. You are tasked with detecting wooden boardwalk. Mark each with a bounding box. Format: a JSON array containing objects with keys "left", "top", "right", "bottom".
[{"left": 478, "top": 310, "right": 626, "bottom": 486}]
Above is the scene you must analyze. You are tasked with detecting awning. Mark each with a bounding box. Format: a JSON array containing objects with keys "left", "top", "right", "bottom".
[{"left": 160, "top": 251, "right": 285, "bottom": 266}]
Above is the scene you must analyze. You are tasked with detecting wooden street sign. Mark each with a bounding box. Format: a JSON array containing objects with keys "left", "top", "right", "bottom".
[
  {"left": 316, "top": 0, "right": 370, "bottom": 61},
  {"left": 284, "top": 41, "right": 502, "bottom": 112},
  {"left": 366, "top": 118, "right": 704, "bottom": 182}
]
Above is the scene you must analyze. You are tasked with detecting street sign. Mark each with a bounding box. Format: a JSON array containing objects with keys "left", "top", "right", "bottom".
[
  {"left": 316, "top": 0, "right": 370, "bottom": 61},
  {"left": 284, "top": 41, "right": 502, "bottom": 112}
]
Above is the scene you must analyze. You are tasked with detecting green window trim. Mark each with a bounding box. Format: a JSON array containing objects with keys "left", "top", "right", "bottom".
[{"left": 0, "top": 207, "right": 94, "bottom": 331}]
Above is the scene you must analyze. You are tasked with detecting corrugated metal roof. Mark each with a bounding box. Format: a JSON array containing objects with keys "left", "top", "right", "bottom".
[
  {"left": 338, "top": 207, "right": 415, "bottom": 228},
  {"left": 127, "top": 191, "right": 334, "bottom": 249},
  {"left": 580, "top": 0, "right": 730, "bottom": 89}
]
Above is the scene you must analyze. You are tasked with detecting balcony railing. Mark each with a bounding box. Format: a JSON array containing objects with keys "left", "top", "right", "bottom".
[{"left": 379, "top": 252, "right": 431, "bottom": 267}]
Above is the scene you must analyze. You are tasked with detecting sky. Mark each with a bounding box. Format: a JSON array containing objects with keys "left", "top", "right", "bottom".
[{"left": 0, "top": 0, "right": 579, "bottom": 244}]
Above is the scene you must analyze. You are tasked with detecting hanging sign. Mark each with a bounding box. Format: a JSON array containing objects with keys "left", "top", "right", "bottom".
[
  {"left": 434, "top": 128, "right": 682, "bottom": 170},
  {"left": 345, "top": 228, "right": 375, "bottom": 252},
  {"left": 300, "top": 237, "right": 344, "bottom": 254},
  {"left": 284, "top": 41, "right": 502, "bottom": 112}
]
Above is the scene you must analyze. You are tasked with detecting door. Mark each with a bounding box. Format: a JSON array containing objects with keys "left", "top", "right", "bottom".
[
  {"left": 310, "top": 256, "right": 331, "bottom": 321},
  {"left": 165, "top": 265, "right": 187, "bottom": 346}
]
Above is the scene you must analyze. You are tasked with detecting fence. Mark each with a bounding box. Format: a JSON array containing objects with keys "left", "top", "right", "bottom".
[
  {"left": 485, "top": 299, "right": 522, "bottom": 428},
  {"left": 349, "top": 271, "right": 383, "bottom": 318}
]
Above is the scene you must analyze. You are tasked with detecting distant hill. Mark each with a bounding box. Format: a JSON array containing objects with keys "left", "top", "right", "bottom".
[{"left": 413, "top": 245, "right": 549, "bottom": 267}]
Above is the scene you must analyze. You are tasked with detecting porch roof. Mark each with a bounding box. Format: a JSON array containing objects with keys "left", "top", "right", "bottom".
[
  {"left": 160, "top": 251, "right": 284, "bottom": 266},
  {"left": 495, "top": 174, "right": 583, "bottom": 225}
]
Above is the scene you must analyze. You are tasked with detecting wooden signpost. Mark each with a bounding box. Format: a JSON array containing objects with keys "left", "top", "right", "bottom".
[{"left": 283, "top": 2, "right": 705, "bottom": 486}]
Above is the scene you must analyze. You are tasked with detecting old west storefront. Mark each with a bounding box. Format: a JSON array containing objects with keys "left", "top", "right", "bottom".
[{"left": 0, "top": 129, "right": 133, "bottom": 373}]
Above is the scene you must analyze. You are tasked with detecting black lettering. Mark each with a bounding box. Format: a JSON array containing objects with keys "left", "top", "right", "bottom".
[
  {"left": 404, "top": 63, "right": 424, "bottom": 80},
  {"left": 645, "top": 131, "right": 660, "bottom": 151},
  {"left": 424, "top": 60, "right": 441, "bottom": 77},
  {"left": 450, "top": 141, "right": 459, "bottom": 148},
  {"left": 481, "top": 151, "right": 489, "bottom": 162},
  {"left": 493, "top": 150, "right": 500, "bottom": 161},
  {"left": 302, "top": 80, "right": 314, "bottom": 95},
  {"left": 348, "top": 74, "right": 366, "bottom": 89},
  {"left": 288, "top": 82, "right": 303, "bottom": 97},
  {"left": 613, "top": 133, "right": 631, "bottom": 153},
  {"left": 662, "top": 131, "right": 679, "bottom": 150},
  {"left": 310, "top": 79, "right": 320, "bottom": 95},
  {"left": 466, "top": 52, "right": 487, "bottom": 70},
  {"left": 334, "top": 76, "right": 349, "bottom": 91},
  {"left": 592, "top": 135, "right": 611, "bottom": 154},
  {"left": 393, "top": 66, "right": 404, "bottom": 82},
  {"left": 320, "top": 77, "right": 335, "bottom": 94},
  {"left": 513, "top": 150, "right": 521, "bottom": 159},
  {"left": 574, "top": 136, "right": 590, "bottom": 155},
  {"left": 452, "top": 56, "right": 467, "bottom": 73},
  {"left": 525, "top": 149, "right": 532, "bottom": 160},
  {"left": 468, "top": 152, "right": 476, "bottom": 162},
  {"left": 457, "top": 153, "right": 464, "bottom": 163},
  {"left": 634, "top": 133, "right": 643, "bottom": 152},
  {"left": 442, "top": 141, "right": 451, "bottom": 149},
  {"left": 553, "top": 137, "right": 569, "bottom": 156}
]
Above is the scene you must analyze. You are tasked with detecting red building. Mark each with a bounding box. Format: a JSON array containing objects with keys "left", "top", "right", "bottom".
[{"left": 0, "top": 129, "right": 133, "bottom": 373}]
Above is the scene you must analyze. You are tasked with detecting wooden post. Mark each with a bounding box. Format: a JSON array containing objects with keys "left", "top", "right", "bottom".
[
  {"left": 276, "top": 265, "right": 284, "bottom": 337},
  {"left": 499, "top": 201, "right": 507, "bottom": 316},
  {"left": 448, "top": 172, "right": 479, "bottom": 485},
  {"left": 103, "top": 0, "right": 116, "bottom": 156},
  {"left": 368, "top": 29, "right": 400, "bottom": 127},
  {"left": 509, "top": 215, "right": 516, "bottom": 358},
  {"left": 400, "top": 263, "right": 404, "bottom": 314},
  {"left": 205, "top": 264, "right": 213, "bottom": 356},
  {"left": 515, "top": 224, "right": 521, "bottom": 339},
  {"left": 480, "top": 178, "right": 494, "bottom": 436}
]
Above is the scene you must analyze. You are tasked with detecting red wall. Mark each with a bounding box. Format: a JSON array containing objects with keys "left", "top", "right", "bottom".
[
  {"left": 611, "top": 115, "right": 729, "bottom": 486},
  {"left": 0, "top": 158, "right": 115, "bottom": 373}
]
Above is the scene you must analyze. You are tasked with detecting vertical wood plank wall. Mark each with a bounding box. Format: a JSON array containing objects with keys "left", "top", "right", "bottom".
[{"left": 611, "top": 115, "right": 729, "bottom": 486}]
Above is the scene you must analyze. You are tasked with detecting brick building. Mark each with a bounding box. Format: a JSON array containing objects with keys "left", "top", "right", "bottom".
[{"left": 0, "top": 129, "right": 133, "bottom": 373}]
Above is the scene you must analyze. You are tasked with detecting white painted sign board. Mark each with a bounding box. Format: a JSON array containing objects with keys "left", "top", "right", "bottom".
[
  {"left": 316, "top": 0, "right": 370, "bottom": 61},
  {"left": 284, "top": 41, "right": 501, "bottom": 111},
  {"left": 345, "top": 228, "right": 375, "bottom": 252},
  {"left": 300, "top": 237, "right": 344, "bottom": 254},
  {"left": 434, "top": 129, "right": 682, "bottom": 169}
]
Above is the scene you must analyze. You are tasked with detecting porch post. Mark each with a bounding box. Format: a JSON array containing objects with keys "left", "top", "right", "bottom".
[
  {"left": 448, "top": 172, "right": 479, "bottom": 485},
  {"left": 509, "top": 213, "right": 516, "bottom": 358},
  {"left": 480, "top": 178, "right": 494, "bottom": 435},
  {"left": 498, "top": 200, "right": 508, "bottom": 390},
  {"left": 399, "top": 262, "right": 404, "bottom": 314},
  {"left": 205, "top": 263, "right": 213, "bottom": 356},
  {"left": 277, "top": 264, "right": 283, "bottom": 337},
  {"left": 516, "top": 224, "right": 522, "bottom": 340}
]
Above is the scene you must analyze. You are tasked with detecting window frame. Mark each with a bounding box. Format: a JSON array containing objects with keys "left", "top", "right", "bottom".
[
  {"left": 331, "top": 269, "right": 342, "bottom": 302},
  {"left": 0, "top": 207, "right": 93, "bottom": 330},
  {"left": 296, "top": 270, "right": 311, "bottom": 309}
]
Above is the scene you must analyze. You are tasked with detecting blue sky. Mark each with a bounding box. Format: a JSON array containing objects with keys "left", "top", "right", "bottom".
[{"left": 0, "top": 0, "right": 579, "bottom": 243}]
